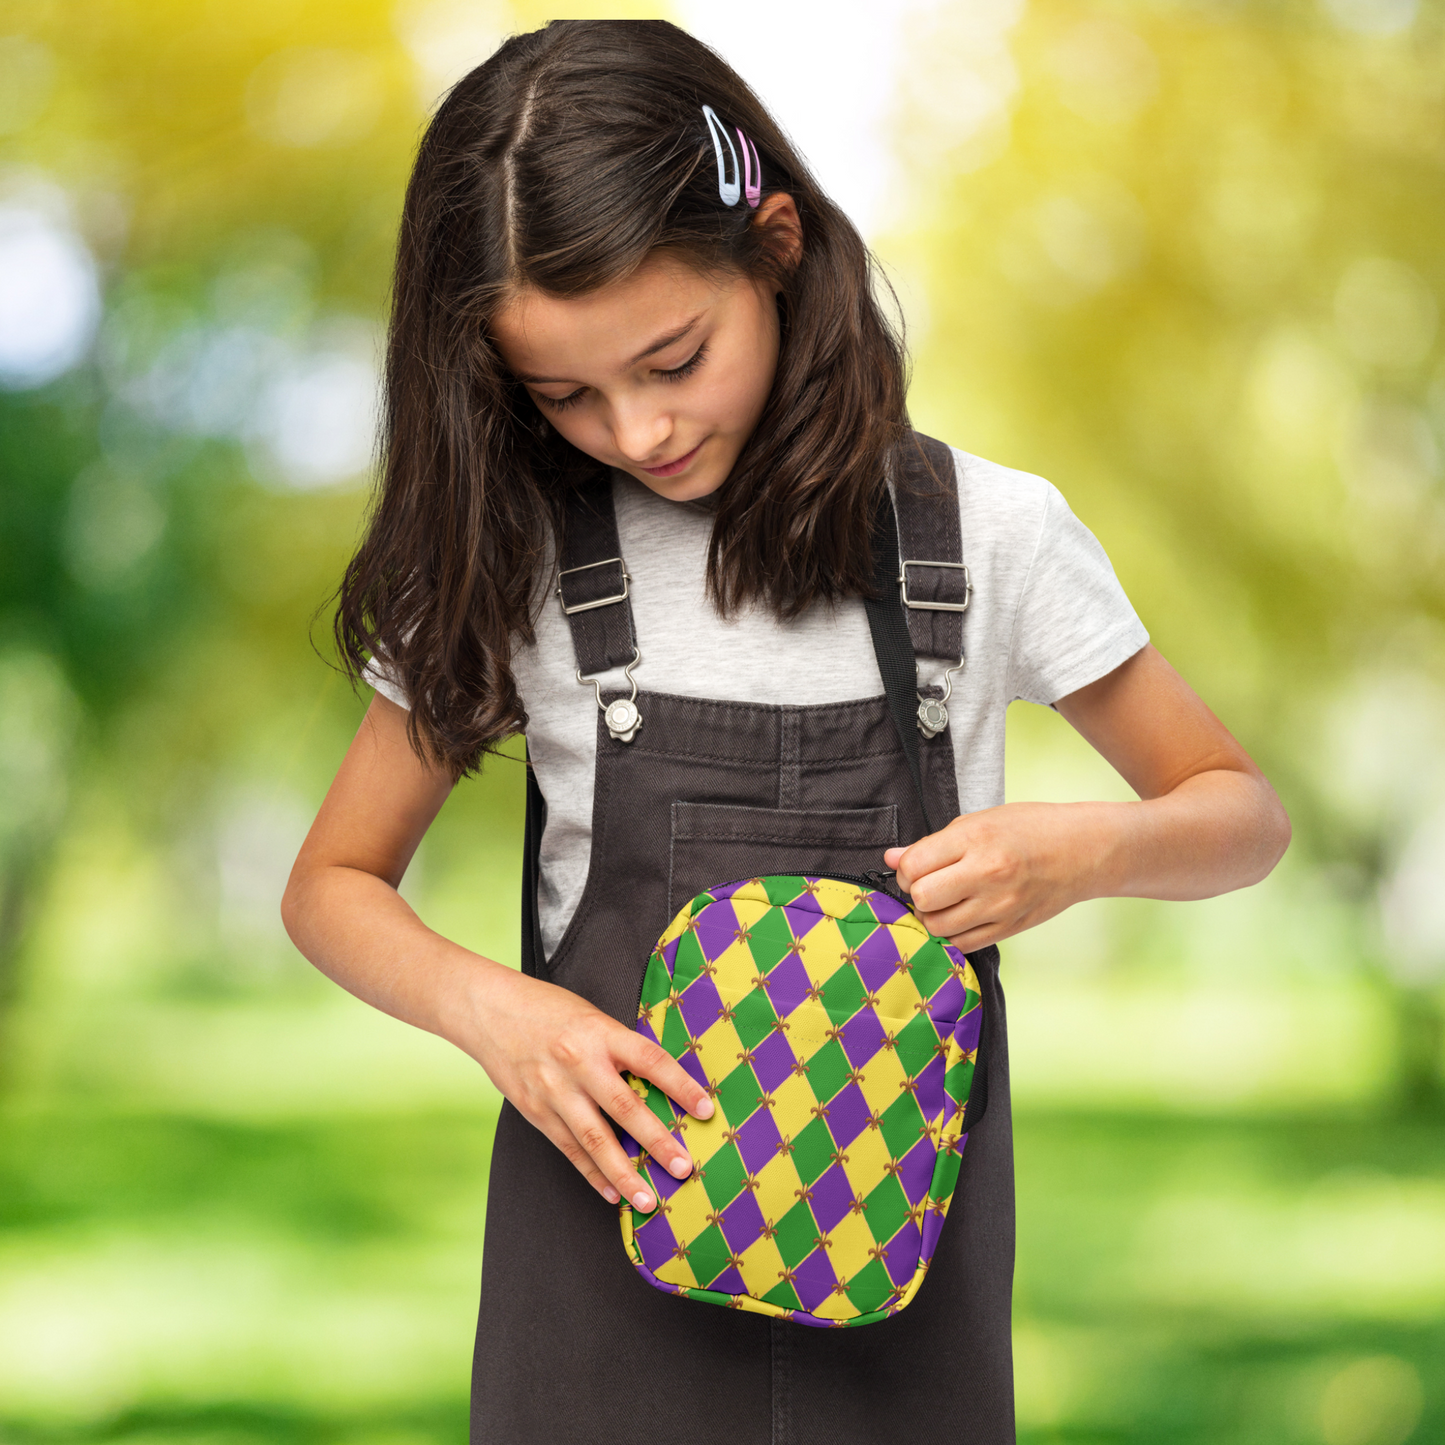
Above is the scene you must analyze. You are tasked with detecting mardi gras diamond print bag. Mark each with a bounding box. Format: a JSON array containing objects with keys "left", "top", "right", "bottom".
[{"left": 619, "top": 872, "right": 987, "bottom": 1328}]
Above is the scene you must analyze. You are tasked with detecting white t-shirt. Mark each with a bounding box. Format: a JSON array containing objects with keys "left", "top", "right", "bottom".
[{"left": 367, "top": 446, "right": 1149, "bottom": 957}]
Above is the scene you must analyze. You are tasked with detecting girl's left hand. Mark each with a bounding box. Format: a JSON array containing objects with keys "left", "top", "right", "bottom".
[{"left": 883, "top": 802, "right": 1089, "bottom": 952}]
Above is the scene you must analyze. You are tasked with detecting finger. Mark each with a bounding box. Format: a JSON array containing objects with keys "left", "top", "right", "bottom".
[
  {"left": 588, "top": 1062, "right": 697, "bottom": 1183},
  {"left": 558, "top": 1096, "right": 661, "bottom": 1213},
  {"left": 919, "top": 893, "right": 998, "bottom": 940},
  {"left": 530, "top": 1105, "right": 625, "bottom": 1205},
  {"left": 893, "top": 822, "right": 972, "bottom": 894},
  {"left": 906, "top": 855, "right": 986, "bottom": 916},
  {"left": 619, "top": 1032, "right": 714, "bottom": 1121}
]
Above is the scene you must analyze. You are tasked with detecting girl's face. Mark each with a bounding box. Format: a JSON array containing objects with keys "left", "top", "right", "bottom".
[{"left": 493, "top": 249, "right": 784, "bottom": 504}]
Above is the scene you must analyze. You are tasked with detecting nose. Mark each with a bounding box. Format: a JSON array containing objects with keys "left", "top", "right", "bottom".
[{"left": 610, "top": 396, "right": 673, "bottom": 465}]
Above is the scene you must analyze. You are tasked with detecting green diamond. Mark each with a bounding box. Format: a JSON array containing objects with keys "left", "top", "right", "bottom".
[
  {"left": 818, "top": 963, "right": 868, "bottom": 1025},
  {"left": 894, "top": 1012, "right": 939, "bottom": 1077},
  {"left": 639, "top": 957, "right": 672, "bottom": 1011},
  {"left": 929, "top": 1147, "right": 962, "bottom": 1202},
  {"left": 790, "top": 1116, "right": 834, "bottom": 1185},
  {"left": 746, "top": 908, "right": 795, "bottom": 971},
  {"left": 804, "top": 1037, "right": 851, "bottom": 1104},
  {"left": 716, "top": 1061, "right": 762, "bottom": 1126},
  {"left": 686, "top": 1223, "right": 731, "bottom": 1286},
  {"left": 673, "top": 931, "right": 707, "bottom": 991},
  {"left": 764, "top": 876, "right": 808, "bottom": 906},
  {"left": 863, "top": 1173, "right": 911, "bottom": 1245},
  {"left": 701, "top": 1141, "right": 748, "bottom": 1210},
  {"left": 644, "top": 1081, "right": 675, "bottom": 1129},
  {"left": 761, "top": 1278, "right": 803, "bottom": 1312},
  {"left": 944, "top": 1054, "right": 976, "bottom": 1107},
  {"left": 879, "top": 1090, "right": 927, "bottom": 1161},
  {"left": 660, "top": 1003, "right": 690, "bottom": 1058},
  {"left": 845, "top": 1256, "right": 893, "bottom": 1314},
  {"left": 732, "top": 989, "right": 778, "bottom": 1050},
  {"left": 907, "top": 938, "right": 951, "bottom": 998},
  {"left": 773, "top": 1199, "right": 819, "bottom": 1268}
]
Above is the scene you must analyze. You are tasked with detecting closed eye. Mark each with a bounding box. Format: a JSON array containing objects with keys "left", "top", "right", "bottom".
[{"left": 657, "top": 341, "right": 708, "bottom": 383}]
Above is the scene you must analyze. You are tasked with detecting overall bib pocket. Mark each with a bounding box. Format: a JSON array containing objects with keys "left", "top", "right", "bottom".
[{"left": 666, "top": 801, "right": 898, "bottom": 921}]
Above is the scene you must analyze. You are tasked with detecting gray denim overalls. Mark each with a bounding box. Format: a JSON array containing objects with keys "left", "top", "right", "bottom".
[{"left": 471, "top": 435, "right": 1016, "bottom": 1444}]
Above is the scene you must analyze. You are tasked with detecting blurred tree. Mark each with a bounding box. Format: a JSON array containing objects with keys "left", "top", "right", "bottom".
[{"left": 893, "top": 0, "right": 1445, "bottom": 1108}]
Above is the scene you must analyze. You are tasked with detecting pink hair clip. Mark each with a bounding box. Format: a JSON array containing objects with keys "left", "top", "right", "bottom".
[{"left": 701, "top": 105, "right": 761, "bottom": 210}]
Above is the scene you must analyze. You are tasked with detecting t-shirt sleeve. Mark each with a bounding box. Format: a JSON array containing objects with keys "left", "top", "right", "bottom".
[
  {"left": 1006, "top": 483, "right": 1149, "bottom": 705},
  {"left": 362, "top": 655, "right": 411, "bottom": 710}
]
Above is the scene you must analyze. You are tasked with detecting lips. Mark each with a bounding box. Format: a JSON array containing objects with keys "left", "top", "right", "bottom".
[{"left": 640, "top": 440, "right": 704, "bottom": 478}]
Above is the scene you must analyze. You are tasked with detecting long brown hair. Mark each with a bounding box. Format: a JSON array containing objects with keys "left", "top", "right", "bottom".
[{"left": 335, "top": 19, "right": 909, "bottom": 776}]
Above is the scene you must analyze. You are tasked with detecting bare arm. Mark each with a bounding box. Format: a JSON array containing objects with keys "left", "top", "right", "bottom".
[
  {"left": 281, "top": 694, "right": 713, "bottom": 1209},
  {"left": 884, "top": 645, "right": 1291, "bottom": 949}
]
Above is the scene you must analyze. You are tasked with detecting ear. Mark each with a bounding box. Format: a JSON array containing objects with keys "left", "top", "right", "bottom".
[{"left": 752, "top": 192, "right": 803, "bottom": 271}]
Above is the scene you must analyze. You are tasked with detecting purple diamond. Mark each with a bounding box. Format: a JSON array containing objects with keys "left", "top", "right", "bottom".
[
  {"left": 643, "top": 1156, "right": 687, "bottom": 1201},
  {"left": 852, "top": 928, "right": 900, "bottom": 992},
  {"left": 661, "top": 936, "right": 681, "bottom": 975},
  {"left": 694, "top": 901, "right": 740, "bottom": 962},
  {"left": 920, "top": 1205, "right": 945, "bottom": 1262},
  {"left": 869, "top": 892, "right": 909, "bottom": 926},
  {"left": 763, "top": 954, "right": 811, "bottom": 1014},
  {"left": 928, "top": 973, "right": 967, "bottom": 1024},
  {"left": 826, "top": 1082, "right": 871, "bottom": 1148},
  {"left": 677, "top": 974, "right": 724, "bottom": 1037},
  {"left": 751, "top": 1031, "right": 796, "bottom": 1093},
  {"left": 618, "top": 1128, "right": 640, "bottom": 1158},
  {"left": 792, "top": 1246, "right": 839, "bottom": 1313},
  {"left": 839, "top": 1008, "right": 887, "bottom": 1069},
  {"left": 720, "top": 1189, "right": 765, "bottom": 1252},
  {"left": 809, "top": 1164, "right": 856, "bottom": 1233},
  {"left": 635, "top": 1211, "right": 678, "bottom": 1274},
  {"left": 736, "top": 1109, "right": 783, "bottom": 1173},
  {"left": 710, "top": 878, "right": 748, "bottom": 901},
  {"left": 898, "top": 1138, "right": 935, "bottom": 1205},
  {"left": 953, "top": 1005, "right": 982, "bottom": 1056},
  {"left": 885, "top": 1217, "right": 923, "bottom": 1285},
  {"left": 636, "top": 1016, "right": 660, "bottom": 1047},
  {"left": 709, "top": 1265, "right": 747, "bottom": 1297},
  {"left": 782, "top": 895, "right": 826, "bottom": 931},
  {"left": 679, "top": 1050, "right": 709, "bottom": 1090},
  {"left": 915, "top": 1054, "right": 947, "bottom": 1122}
]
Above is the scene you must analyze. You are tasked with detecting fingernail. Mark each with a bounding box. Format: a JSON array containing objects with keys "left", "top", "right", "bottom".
[
  {"left": 633, "top": 1190, "right": 654, "bottom": 1211},
  {"left": 669, "top": 1155, "right": 693, "bottom": 1178},
  {"left": 694, "top": 1098, "right": 714, "bottom": 1119},
  {"left": 603, "top": 1186, "right": 620, "bottom": 1204}
]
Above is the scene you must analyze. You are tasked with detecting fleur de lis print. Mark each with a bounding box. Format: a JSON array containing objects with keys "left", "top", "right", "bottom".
[
  {"left": 777, "top": 1265, "right": 798, "bottom": 1285},
  {"left": 725, "top": 1252, "right": 746, "bottom": 1272},
  {"left": 824, "top": 1025, "right": 845, "bottom": 1044},
  {"left": 864, "top": 1112, "right": 884, "bottom": 1132},
  {"left": 829, "top": 1147, "right": 850, "bottom": 1169},
  {"left": 848, "top": 1193, "right": 868, "bottom": 1216},
  {"left": 742, "top": 1173, "right": 762, "bottom": 1194},
  {"left": 775, "top": 1134, "right": 796, "bottom": 1156},
  {"left": 880, "top": 1031, "right": 898, "bottom": 1051},
  {"left": 840, "top": 947, "right": 860, "bottom": 967},
  {"left": 830, "top": 1277, "right": 851, "bottom": 1296},
  {"left": 671, "top": 1241, "right": 692, "bottom": 1261},
  {"left": 802, "top": 880, "right": 824, "bottom": 898},
  {"left": 805, "top": 982, "right": 825, "bottom": 1004},
  {"left": 893, "top": 953, "right": 914, "bottom": 974},
  {"left": 862, "top": 990, "right": 881, "bottom": 1010},
  {"left": 733, "top": 926, "right": 753, "bottom": 946},
  {"left": 845, "top": 1067, "right": 867, "bottom": 1088},
  {"left": 789, "top": 1057, "right": 811, "bottom": 1078},
  {"left": 812, "top": 1231, "right": 833, "bottom": 1252},
  {"left": 868, "top": 1243, "right": 889, "bottom": 1263},
  {"left": 794, "top": 1183, "right": 815, "bottom": 1205},
  {"left": 769, "top": 1015, "right": 790, "bottom": 1035},
  {"left": 719, "top": 1003, "right": 737, "bottom": 1024},
  {"left": 758, "top": 1218, "right": 778, "bottom": 1241},
  {"left": 898, "top": 1075, "right": 920, "bottom": 1094},
  {"left": 721, "top": 1127, "right": 740, "bottom": 1147},
  {"left": 786, "top": 939, "right": 806, "bottom": 959},
  {"left": 754, "top": 1091, "right": 775, "bottom": 1111},
  {"left": 735, "top": 1047, "right": 756, "bottom": 1066},
  {"left": 699, "top": 959, "right": 719, "bottom": 980},
  {"left": 809, "top": 1102, "right": 830, "bottom": 1123}
]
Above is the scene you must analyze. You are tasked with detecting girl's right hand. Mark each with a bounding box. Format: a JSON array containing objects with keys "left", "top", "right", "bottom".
[{"left": 456, "top": 959, "right": 714, "bottom": 1211}]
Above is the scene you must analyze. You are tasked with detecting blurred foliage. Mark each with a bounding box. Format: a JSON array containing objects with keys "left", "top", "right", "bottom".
[{"left": 0, "top": 0, "right": 1442, "bottom": 1442}]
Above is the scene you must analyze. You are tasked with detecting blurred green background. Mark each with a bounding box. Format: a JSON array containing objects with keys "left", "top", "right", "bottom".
[{"left": 2, "top": 1, "right": 1443, "bottom": 1442}]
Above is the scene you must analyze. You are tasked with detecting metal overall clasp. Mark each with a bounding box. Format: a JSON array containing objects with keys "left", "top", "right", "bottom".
[
  {"left": 577, "top": 648, "right": 644, "bottom": 743},
  {"left": 899, "top": 558, "right": 972, "bottom": 739}
]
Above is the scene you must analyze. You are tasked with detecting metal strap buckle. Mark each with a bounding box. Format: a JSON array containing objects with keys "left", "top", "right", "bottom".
[
  {"left": 899, "top": 559, "right": 972, "bottom": 613},
  {"left": 556, "top": 557, "right": 631, "bottom": 615}
]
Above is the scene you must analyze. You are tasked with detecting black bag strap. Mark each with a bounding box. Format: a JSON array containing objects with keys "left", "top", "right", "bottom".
[
  {"left": 892, "top": 432, "right": 970, "bottom": 664},
  {"left": 521, "top": 739, "right": 547, "bottom": 978},
  {"left": 862, "top": 486, "right": 933, "bottom": 833}
]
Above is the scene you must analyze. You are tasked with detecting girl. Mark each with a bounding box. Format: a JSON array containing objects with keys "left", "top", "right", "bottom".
[{"left": 282, "top": 19, "right": 1289, "bottom": 1444}]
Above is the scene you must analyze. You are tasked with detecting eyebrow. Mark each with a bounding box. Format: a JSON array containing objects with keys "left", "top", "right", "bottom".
[{"left": 514, "top": 314, "right": 704, "bottom": 385}]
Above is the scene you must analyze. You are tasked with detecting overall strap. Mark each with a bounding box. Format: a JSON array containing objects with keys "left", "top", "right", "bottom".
[
  {"left": 890, "top": 432, "right": 970, "bottom": 665},
  {"left": 554, "top": 472, "right": 640, "bottom": 677}
]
